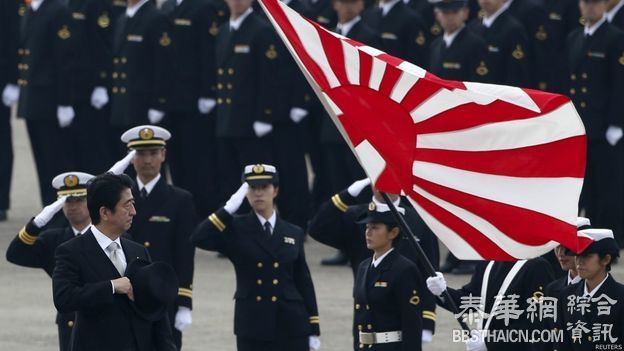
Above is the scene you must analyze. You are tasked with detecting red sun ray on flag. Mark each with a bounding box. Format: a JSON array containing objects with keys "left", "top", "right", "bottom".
[{"left": 258, "top": 0, "right": 593, "bottom": 260}]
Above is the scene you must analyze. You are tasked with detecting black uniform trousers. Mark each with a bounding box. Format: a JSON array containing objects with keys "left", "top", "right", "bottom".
[
  {"left": 0, "top": 103, "right": 12, "bottom": 211},
  {"left": 236, "top": 336, "right": 307, "bottom": 351}
]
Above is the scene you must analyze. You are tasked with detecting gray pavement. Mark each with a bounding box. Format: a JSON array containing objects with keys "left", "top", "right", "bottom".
[{"left": 1, "top": 114, "right": 621, "bottom": 350}]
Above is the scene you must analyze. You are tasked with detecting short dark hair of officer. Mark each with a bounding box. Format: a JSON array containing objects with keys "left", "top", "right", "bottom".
[
  {"left": 333, "top": 0, "right": 364, "bottom": 24},
  {"left": 87, "top": 173, "right": 135, "bottom": 228},
  {"left": 579, "top": 0, "right": 609, "bottom": 25},
  {"left": 434, "top": 0, "right": 469, "bottom": 34},
  {"left": 242, "top": 164, "right": 280, "bottom": 217},
  {"left": 357, "top": 201, "right": 405, "bottom": 251}
]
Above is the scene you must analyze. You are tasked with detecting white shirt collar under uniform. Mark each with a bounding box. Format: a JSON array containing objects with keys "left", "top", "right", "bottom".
[
  {"left": 443, "top": 26, "right": 464, "bottom": 48},
  {"left": 584, "top": 15, "right": 607, "bottom": 37},
  {"left": 230, "top": 7, "right": 253, "bottom": 31},
  {"left": 256, "top": 211, "right": 277, "bottom": 234},
  {"left": 136, "top": 174, "right": 160, "bottom": 196},
  {"left": 372, "top": 248, "right": 394, "bottom": 268},
  {"left": 72, "top": 223, "right": 92, "bottom": 236},
  {"left": 126, "top": 0, "right": 149, "bottom": 18},
  {"left": 31, "top": 0, "right": 44, "bottom": 11},
  {"left": 336, "top": 16, "right": 361, "bottom": 36},
  {"left": 482, "top": 4, "right": 507, "bottom": 28},
  {"left": 583, "top": 273, "right": 609, "bottom": 298},
  {"left": 379, "top": 0, "right": 400, "bottom": 17},
  {"left": 567, "top": 271, "right": 582, "bottom": 285},
  {"left": 607, "top": 0, "right": 624, "bottom": 23}
]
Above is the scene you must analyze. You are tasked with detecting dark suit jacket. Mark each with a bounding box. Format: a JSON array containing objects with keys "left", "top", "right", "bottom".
[
  {"left": 53, "top": 230, "right": 176, "bottom": 351},
  {"left": 428, "top": 27, "right": 487, "bottom": 82},
  {"left": 566, "top": 22, "right": 624, "bottom": 140},
  {"left": 110, "top": 1, "right": 173, "bottom": 127},
  {"left": 16, "top": 0, "right": 74, "bottom": 121},
  {"left": 214, "top": 12, "right": 282, "bottom": 138},
  {"left": 129, "top": 177, "right": 196, "bottom": 309},
  {"left": 354, "top": 250, "right": 423, "bottom": 351},
  {"left": 191, "top": 208, "right": 320, "bottom": 340}
]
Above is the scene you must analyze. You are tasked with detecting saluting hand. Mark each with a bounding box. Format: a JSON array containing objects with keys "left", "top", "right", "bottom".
[
  {"left": 224, "top": 183, "right": 249, "bottom": 215},
  {"left": 33, "top": 196, "right": 67, "bottom": 228}
]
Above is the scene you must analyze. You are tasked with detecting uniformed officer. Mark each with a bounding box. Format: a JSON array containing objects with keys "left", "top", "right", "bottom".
[
  {"left": 467, "top": 0, "right": 531, "bottom": 87},
  {"left": 427, "top": 257, "right": 555, "bottom": 351},
  {"left": 607, "top": 0, "right": 624, "bottom": 29},
  {"left": 542, "top": 0, "right": 582, "bottom": 94},
  {"left": 361, "top": 0, "right": 428, "bottom": 67},
  {"left": 65, "top": 0, "right": 117, "bottom": 174},
  {"left": 160, "top": 0, "right": 222, "bottom": 217},
  {"left": 566, "top": 0, "right": 624, "bottom": 242},
  {"left": 214, "top": 0, "right": 282, "bottom": 204},
  {"left": 428, "top": 0, "right": 487, "bottom": 82},
  {"left": 559, "top": 228, "right": 624, "bottom": 350},
  {"left": 0, "top": 0, "right": 20, "bottom": 221},
  {"left": 309, "top": 178, "right": 438, "bottom": 344},
  {"left": 404, "top": 0, "right": 441, "bottom": 41},
  {"left": 16, "top": 0, "right": 77, "bottom": 206},
  {"left": 353, "top": 201, "right": 424, "bottom": 350},
  {"left": 6, "top": 171, "right": 94, "bottom": 351},
  {"left": 191, "top": 164, "right": 321, "bottom": 351},
  {"left": 109, "top": 0, "right": 173, "bottom": 151},
  {"left": 120, "top": 125, "right": 197, "bottom": 350}
]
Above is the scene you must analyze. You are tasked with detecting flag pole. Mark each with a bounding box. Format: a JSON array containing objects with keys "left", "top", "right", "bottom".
[{"left": 380, "top": 191, "right": 470, "bottom": 331}]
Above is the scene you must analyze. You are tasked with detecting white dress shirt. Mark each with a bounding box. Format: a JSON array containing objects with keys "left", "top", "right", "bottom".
[
  {"left": 379, "top": 0, "right": 400, "bottom": 17},
  {"left": 136, "top": 173, "right": 160, "bottom": 196},
  {"left": 482, "top": 5, "right": 507, "bottom": 28},
  {"left": 583, "top": 273, "right": 609, "bottom": 298},
  {"left": 256, "top": 211, "right": 277, "bottom": 234},
  {"left": 71, "top": 223, "right": 92, "bottom": 236},
  {"left": 567, "top": 271, "right": 582, "bottom": 285},
  {"left": 336, "top": 16, "right": 361, "bottom": 36},
  {"left": 584, "top": 15, "right": 607, "bottom": 37},
  {"left": 92, "top": 226, "right": 127, "bottom": 293},
  {"left": 126, "top": 0, "right": 150, "bottom": 18},
  {"left": 230, "top": 7, "right": 253, "bottom": 31},
  {"left": 443, "top": 26, "right": 464, "bottom": 48},
  {"left": 372, "top": 248, "right": 395, "bottom": 268},
  {"left": 31, "top": 0, "right": 44, "bottom": 11},
  {"left": 607, "top": 0, "right": 624, "bottom": 23}
]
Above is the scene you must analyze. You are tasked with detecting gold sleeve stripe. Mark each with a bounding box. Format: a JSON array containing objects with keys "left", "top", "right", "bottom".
[
  {"left": 18, "top": 227, "right": 37, "bottom": 245},
  {"left": 208, "top": 214, "right": 226, "bottom": 232},
  {"left": 422, "top": 311, "right": 436, "bottom": 321},
  {"left": 331, "top": 194, "right": 348, "bottom": 212},
  {"left": 178, "top": 289, "right": 193, "bottom": 298}
]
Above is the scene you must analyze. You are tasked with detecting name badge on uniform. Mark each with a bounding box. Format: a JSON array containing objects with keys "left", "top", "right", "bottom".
[
  {"left": 127, "top": 34, "right": 143, "bottom": 42},
  {"left": 549, "top": 12, "right": 562, "bottom": 21},
  {"left": 442, "top": 62, "right": 461, "bottom": 70},
  {"left": 149, "top": 216, "right": 171, "bottom": 222},
  {"left": 374, "top": 281, "right": 388, "bottom": 288},
  {"left": 72, "top": 12, "right": 86, "bottom": 20},
  {"left": 234, "top": 45, "right": 250, "bottom": 54},
  {"left": 175, "top": 18, "right": 192, "bottom": 26},
  {"left": 488, "top": 45, "right": 499, "bottom": 53},
  {"left": 587, "top": 51, "right": 605, "bottom": 59},
  {"left": 381, "top": 32, "right": 397, "bottom": 40},
  {"left": 284, "top": 237, "right": 295, "bottom": 245}
]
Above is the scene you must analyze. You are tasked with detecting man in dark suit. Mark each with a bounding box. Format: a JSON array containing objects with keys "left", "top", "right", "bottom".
[
  {"left": 161, "top": 0, "right": 221, "bottom": 217},
  {"left": 467, "top": 0, "right": 531, "bottom": 87},
  {"left": 16, "top": 0, "right": 77, "bottom": 206},
  {"left": 566, "top": 0, "right": 624, "bottom": 243},
  {"left": 361, "top": 0, "right": 428, "bottom": 67},
  {"left": 120, "top": 125, "right": 196, "bottom": 350},
  {"left": 109, "top": 0, "right": 172, "bottom": 153},
  {"left": 214, "top": 0, "right": 282, "bottom": 203},
  {"left": 191, "top": 164, "right": 321, "bottom": 351},
  {"left": 0, "top": 0, "right": 19, "bottom": 221},
  {"left": 53, "top": 173, "right": 176, "bottom": 351},
  {"left": 309, "top": 178, "right": 438, "bottom": 344},
  {"left": 6, "top": 171, "right": 94, "bottom": 351}
]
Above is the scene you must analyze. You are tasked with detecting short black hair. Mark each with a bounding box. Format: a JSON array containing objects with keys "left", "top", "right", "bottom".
[
  {"left": 598, "top": 252, "right": 619, "bottom": 272},
  {"left": 87, "top": 173, "right": 134, "bottom": 225}
]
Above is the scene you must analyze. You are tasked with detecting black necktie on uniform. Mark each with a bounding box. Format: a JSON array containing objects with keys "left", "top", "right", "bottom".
[
  {"left": 140, "top": 187, "right": 148, "bottom": 199},
  {"left": 264, "top": 222, "right": 272, "bottom": 237}
]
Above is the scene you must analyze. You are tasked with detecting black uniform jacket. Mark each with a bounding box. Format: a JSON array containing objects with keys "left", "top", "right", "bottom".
[
  {"left": 354, "top": 250, "right": 423, "bottom": 351},
  {"left": 0, "top": 0, "right": 20, "bottom": 87},
  {"left": 52, "top": 230, "right": 176, "bottom": 351},
  {"left": 308, "top": 189, "right": 438, "bottom": 332},
  {"left": 110, "top": 1, "right": 172, "bottom": 127},
  {"left": 428, "top": 26, "right": 487, "bottom": 82},
  {"left": 191, "top": 208, "right": 321, "bottom": 340},
  {"left": 129, "top": 177, "right": 196, "bottom": 309},
  {"left": 16, "top": 0, "right": 73, "bottom": 120}
]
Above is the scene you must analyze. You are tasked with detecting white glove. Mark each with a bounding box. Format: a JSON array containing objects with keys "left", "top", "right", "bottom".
[
  {"left": 253, "top": 121, "right": 273, "bottom": 138},
  {"left": 224, "top": 182, "right": 249, "bottom": 215},
  {"left": 2, "top": 84, "right": 19, "bottom": 107},
  {"left": 289, "top": 107, "right": 308, "bottom": 123},
  {"left": 148, "top": 109, "right": 165, "bottom": 124},
  {"left": 198, "top": 97, "right": 216, "bottom": 114},
  {"left": 347, "top": 178, "right": 371, "bottom": 197},
  {"left": 57, "top": 106, "right": 75, "bottom": 128},
  {"left": 309, "top": 335, "right": 321, "bottom": 351},
  {"left": 466, "top": 330, "right": 487, "bottom": 351},
  {"left": 33, "top": 196, "right": 67, "bottom": 228},
  {"left": 174, "top": 306, "right": 192, "bottom": 332},
  {"left": 90, "top": 86, "right": 109, "bottom": 110},
  {"left": 606, "top": 125, "right": 623, "bottom": 146},
  {"left": 426, "top": 272, "right": 447, "bottom": 297},
  {"left": 108, "top": 150, "right": 136, "bottom": 175},
  {"left": 422, "top": 329, "right": 433, "bottom": 344}
]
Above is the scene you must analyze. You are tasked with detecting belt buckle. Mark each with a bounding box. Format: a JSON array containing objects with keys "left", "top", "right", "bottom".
[{"left": 359, "top": 332, "right": 376, "bottom": 345}]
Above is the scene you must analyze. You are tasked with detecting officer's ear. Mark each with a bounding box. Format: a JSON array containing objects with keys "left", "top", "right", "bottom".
[
  {"left": 272, "top": 185, "right": 279, "bottom": 199},
  {"left": 388, "top": 226, "right": 400, "bottom": 241},
  {"left": 160, "top": 148, "right": 167, "bottom": 161}
]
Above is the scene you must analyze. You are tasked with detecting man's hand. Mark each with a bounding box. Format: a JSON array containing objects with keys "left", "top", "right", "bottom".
[
  {"left": 108, "top": 150, "right": 136, "bottom": 175},
  {"left": 57, "top": 106, "right": 75, "bottom": 128},
  {"left": 198, "top": 97, "right": 216, "bottom": 114},
  {"left": 253, "top": 121, "right": 273, "bottom": 138},
  {"left": 33, "top": 196, "right": 67, "bottom": 227},
  {"left": 606, "top": 125, "right": 623, "bottom": 146},
  {"left": 426, "top": 272, "right": 447, "bottom": 297},
  {"left": 224, "top": 183, "right": 249, "bottom": 215},
  {"left": 309, "top": 335, "right": 321, "bottom": 351},
  {"left": 112, "top": 277, "right": 133, "bottom": 300},
  {"left": 90, "top": 86, "right": 109, "bottom": 109},
  {"left": 174, "top": 306, "right": 192, "bottom": 331},
  {"left": 2, "top": 84, "right": 19, "bottom": 107},
  {"left": 289, "top": 107, "right": 308, "bottom": 123},
  {"left": 347, "top": 178, "right": 371, "bottom": 197},
  {"left": 148, "top": 109, "right": 165, "bottom": 124}
]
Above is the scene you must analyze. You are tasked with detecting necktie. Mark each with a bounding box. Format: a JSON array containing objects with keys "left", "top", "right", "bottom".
[
  {"left": 140, "top": 187, "right": 148, "bottom": 199},
  {"left": 264, "top": 222, "right": 272, "bottom": 237},
  {"left": 107, "top": 242, "right": 125, "bottom": 276}
]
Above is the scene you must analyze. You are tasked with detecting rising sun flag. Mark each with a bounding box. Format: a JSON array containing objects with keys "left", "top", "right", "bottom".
[{"left": 258, "top": 0, "right": 593, "bottom": 260}]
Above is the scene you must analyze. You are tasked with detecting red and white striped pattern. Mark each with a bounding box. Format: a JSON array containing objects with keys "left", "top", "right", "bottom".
[{"left": 259, "top": 0, "right": 592, "bottom": 260}]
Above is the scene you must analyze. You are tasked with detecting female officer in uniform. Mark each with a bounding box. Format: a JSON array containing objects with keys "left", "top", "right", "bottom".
[
  {"left": 191, "top": 164, "right": 321, "bottom": 351},
  {"left": 353, "top": 201, "right": 423, "bottom": 350}
]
